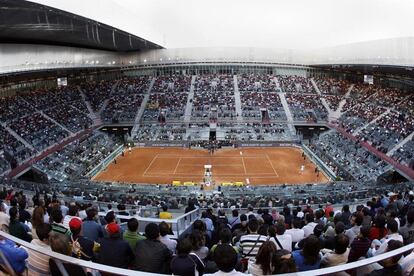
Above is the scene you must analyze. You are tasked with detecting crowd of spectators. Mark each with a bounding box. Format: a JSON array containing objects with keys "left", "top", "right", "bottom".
[
  {"left": 314, "top": 77, "right": 350, "bottom": 96},
  {"left": 34, "top": 132, "right": 119, "bottom": 181},
  {"left": 277, "top": 75, "right": 315, "bottom": 94},
  {"left": 339, "top": 103, "right": 387, "bottom": 134},
  {"left": 82, "top": 80, "right": 115, "bottom": 112},
  {"left": 285, "top": 94, "right": 328, "bottom": 121},
  {"left": 135, "top": 124, "right": 186, "bottom": 141},
  {"left": 142, "top": 93, "right": 188, "bottom": 122},
  {"left": 310, "top": 131, "right": 388, "bottom": 183},
  {"left": 102, "top": 77, "right": 151, "bottom": 123},
  {"left": 358, "top": 110, "right": 414, "bottom": 154},
  {"left": 238, "top": 74, "right": 277, "bottom": 92},
  {"left": 1, "top": 185, "right": 414, "bottom": 275},
  {"left": 0, "top": 126, "right": 34, "bottom": 168},
  {"left": 9, "top": 113, "right": 69, "bottom": 152},
  {"left": 152, "top": 75, "right": 192, "bottom": 93},
  {"left": 240, "top": 92, "right": 286, "bottom": 121},
  {"left": 192, "top": 74, "right": 236, "bottom": 120}
]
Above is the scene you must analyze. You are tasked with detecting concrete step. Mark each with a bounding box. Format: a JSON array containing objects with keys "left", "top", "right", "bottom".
[
  {"left": 184, "top": 75, "right": 196, "bottom": 123},
  {"left": 233, "top": 75, "right": 243, "bottom": 122}
]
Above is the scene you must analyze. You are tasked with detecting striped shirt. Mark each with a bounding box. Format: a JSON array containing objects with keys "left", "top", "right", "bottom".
[
  {"left": 26, "top": 239, "right": 52, "bottom": 276},
  {"left": 239, "top": 234, "right": 267, "bottom": 258}
]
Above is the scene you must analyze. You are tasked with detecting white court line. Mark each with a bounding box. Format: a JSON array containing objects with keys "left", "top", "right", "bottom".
[
  {"left": 241, "top": 157, "right": 247, "bottom": 174},
  {"left": 144, "top": 172, "right": 276, "bottom": 176},
  {"left": 153, "top": 154, "right": 267, "bottom": 158},
  {"left": 173, "top": 157, "right": 181, "bottom": 174},
  {"left": 266, "top": 154, "right": 279, "bottom": 177},
  {"left": 177, "top": 164, "right": 244, "bottom": 167},
  {"left": 142, "top": 154, "right": 159, "bottom": 176}
]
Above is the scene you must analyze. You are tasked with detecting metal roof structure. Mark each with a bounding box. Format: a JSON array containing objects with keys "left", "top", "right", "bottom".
[{"left": 0, "top": 0, "right": 163, "bottom": 52}]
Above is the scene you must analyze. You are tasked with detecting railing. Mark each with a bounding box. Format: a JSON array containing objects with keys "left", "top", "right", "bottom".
[
  {"left": 1, "top": 228, "right": 413, "bottom": 276},
  {"left": 98, "top": 207, "right": 200, "bottom": 239},
  {"left": 87, "top": 145, "right": 124, "bottom": 178},
  {"left": 302, "top": 143, "right": 336, "bottom": 180}
]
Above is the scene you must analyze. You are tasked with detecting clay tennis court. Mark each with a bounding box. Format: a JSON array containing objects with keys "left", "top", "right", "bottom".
[{"left": 93, "top": 147, "right": 329, "bottom": 186}]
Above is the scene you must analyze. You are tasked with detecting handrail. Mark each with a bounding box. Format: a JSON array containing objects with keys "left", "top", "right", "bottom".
[
  {"left": 0, "top": 231, "right": 155, "bottom": 276},
  {"left": 1, "top": 229, "right": 414, "bottom": 276}
]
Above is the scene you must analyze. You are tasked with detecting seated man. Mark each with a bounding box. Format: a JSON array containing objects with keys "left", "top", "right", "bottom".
[
  {"left": 367, "top": 240, "right": 403, "bottom": 276},
  {"left": 204, "top": 244, "right": 244, "bottom": 276},
  {"left": 133, "top": 223, "right": 172, "bottom": 274}
]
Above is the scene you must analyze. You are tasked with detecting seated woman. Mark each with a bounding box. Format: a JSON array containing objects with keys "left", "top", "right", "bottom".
[{"left": 292, "top": 235, "right": 322, "bottom": 272}]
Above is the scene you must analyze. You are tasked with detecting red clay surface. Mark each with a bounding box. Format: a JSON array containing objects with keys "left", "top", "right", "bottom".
[{"left": 94, "top": 147, "right": 329, "bottom": 185}]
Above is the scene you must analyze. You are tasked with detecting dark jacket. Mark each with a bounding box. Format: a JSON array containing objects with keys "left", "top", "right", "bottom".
[
  {"left": 133, "top": 239, "right": 172, "bottom": 274},
  {"left": 98, "top": 237, "right": 134, "bottom": 269},
  {"left": 9, "top": 220, "right": 32, "bottom": 242},
  {"left": 170, "top": 253, "right": 205, "bottom": 276}
]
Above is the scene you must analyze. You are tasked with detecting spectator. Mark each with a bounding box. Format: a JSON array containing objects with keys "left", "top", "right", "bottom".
[
  {"left": 320, "top": 234, "right": 350, "bottom": 267},
  {"left": 371, "top": 219, "right": 403, "bottom": 256},
  {"left": 190, "top": 229, "right": 209, "bottom": 260},
  {"left": 0, "top": 234, "right": 28, "bottom": 274},
  {"left": 271, "top": 222, "right": 292, "bottom": 252},
  {"left": 367, "top": 240, "right": 403, "bottom": 276},
  {"left": 98, "top": 222, "right": 134, "bottom": 269},
  {"left": 49, "top": 232, "right": 87, "bottom": 276},
  {"left": 273, "top": 249, "right": 297, "bottom": 274},
  {"left": 370, "top": 215, "right": 388, "bottom": 241},
  {"left": 399, "top": 209, "right": 414, "bottom": 245},
  {"left": 248, "top": 241, "right": 277, "bottom": 275},
  {"left": 210, "top": 228, "right": 239, "bottom": 255},
  {"left": 170, "top": 238, "right": 205, "bottom": 276},
  {"left": 285, "top": 217, "right": 305, "bottom": 246},
  {"left": 159, "top": 221, "right": 177, "bottom": 254},
  {"left": 133, "top": 222, "right": 172, "bottom": 274},
  {"left": 50, "top": 207, "right": 71, "bottom": 237},
  {"left": 8, "top": 206, "right": 32, "bottom": 242},
  {"left": 0, "top": 201, "right": 10, "bottom": 229},
  {"left": 204, "top": 244, "right": 244, "bottom": 276},
  {"left": 69, "top": 217, "right": 95, "bottom": 261},
  {"left": 63, "top": 204, "right": 80, "bottom": 228},
  {"left": 123, "top": 217, "right": 145, "bottom": 250},
  {"left": 239, "top": 219, "right": 267, "bottom": 259},
  {"left": 26, "top": 223, "right": 53, "bottom": 276},
  {"left": 345, "top": 212, "right": 363, "bottom": 244},
  {"left": 228, "top": 209, "right": 240, "bottom": 229},
  {"left": 31, "top": 206, "right": 45, "bottom": 240},
  {"left": 82, "top": 208, "right": 103, "bottom": 242},
  {"left": 292, "top": 235, "right": 321, "bottom": 271},
  {"left": 302, "top": 213, "right": 317, "bottom": 238},
  {"left": 159, "top": 205, "right": 173, "bottom": 220},
  {"left": 348, "top": 225, "right": 371, "bottom": 263}
]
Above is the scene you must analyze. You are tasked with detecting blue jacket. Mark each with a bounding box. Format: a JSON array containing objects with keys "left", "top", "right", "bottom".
[{"left": 0, "top": 239, "right": 29, "bottom": 273}]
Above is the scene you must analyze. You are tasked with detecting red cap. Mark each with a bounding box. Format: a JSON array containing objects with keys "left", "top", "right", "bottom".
[
  {"left": 69, "top": 218, "right": 82, "bottom": 230},
  {"left": 106, "top": 222, "right": 120, "bottom": 235}
]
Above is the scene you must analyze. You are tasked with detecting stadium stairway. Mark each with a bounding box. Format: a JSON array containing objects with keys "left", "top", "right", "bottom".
[
  {"left": 131, "top": 77, "right": 155, "bottom": 137},
  {"left": 329, "top": 84, "right": 354, "bottom": 121},
  {"left": 278, "top": 93, "right": 296, "bottom": 136},
  {"left": 353, "top": 108, "right": 391, "bottom": 135},
  {"left": 0, "top": 122, "right": 35, "bottom": 151},
  {"left": 233, "top": 75, "right": 243, "bottom": 122},
  {"left": 273, "top": 76, "right": 282, "bottom": 92},
  {"left": 310, "top": 78, "right": 333, "bottom": 117},
  {"left": 78, "top": 87, "right": 101, "bottom": 125},
  {"left": 386, "top": 131, "right": 414, "bottom": 157},
  {"left": 184, "top": 75, "right": 196, "bottom": 123}
]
